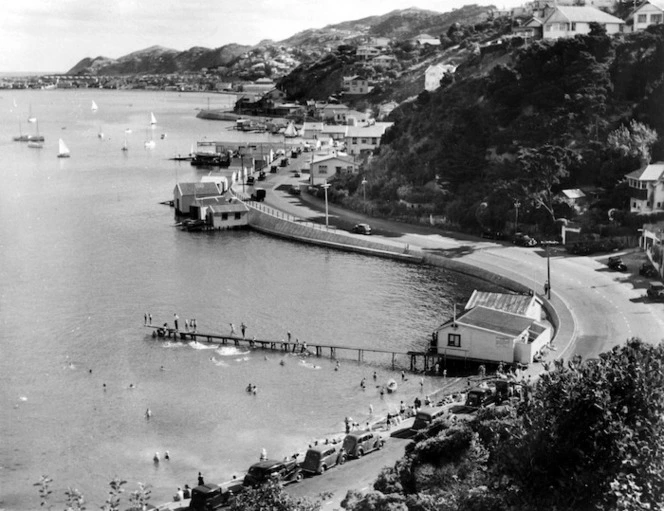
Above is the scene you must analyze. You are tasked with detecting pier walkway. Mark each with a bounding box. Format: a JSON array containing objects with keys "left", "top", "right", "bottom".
[{"left": 144, "top": 325, "right": 441, "bottom": 372}]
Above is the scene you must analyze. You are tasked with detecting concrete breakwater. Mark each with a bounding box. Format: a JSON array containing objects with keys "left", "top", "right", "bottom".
[{"left": 247, "top": 205, "right": 424, "bottom": 263}]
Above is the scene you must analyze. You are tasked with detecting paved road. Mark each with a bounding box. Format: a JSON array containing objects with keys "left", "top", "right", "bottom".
[
  {"left": 257, "top": 167, "right": 664, "bottom": 360},
  {"left": 285, "top": 430, "right": 413, "bottom": 510}
]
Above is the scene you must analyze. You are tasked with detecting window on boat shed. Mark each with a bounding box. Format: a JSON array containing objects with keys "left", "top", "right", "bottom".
[{"left": 448, "top": 333, "right": 461, "bottom": 347}]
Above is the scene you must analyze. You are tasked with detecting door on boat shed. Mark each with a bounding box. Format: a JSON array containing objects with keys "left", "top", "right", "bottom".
[{"left": 190, "top": 205, "right": 201, "bottom": 220}]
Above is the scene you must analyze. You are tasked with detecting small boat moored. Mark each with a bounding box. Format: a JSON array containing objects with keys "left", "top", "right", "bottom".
[{"left": 386, "top": 379, "right": 398, "bottom": 393}]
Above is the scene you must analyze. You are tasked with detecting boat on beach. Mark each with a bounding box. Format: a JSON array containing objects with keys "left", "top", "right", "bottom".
[
  {"left": 386, "top": 379, "right": 398, "bottom": 393},
  {"left": 91, "top": 100, "right": 98, "bottom": 112}
]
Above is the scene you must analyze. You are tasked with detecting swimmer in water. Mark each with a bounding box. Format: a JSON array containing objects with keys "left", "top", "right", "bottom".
[
  {"left": 280, "top": 359, "right": 285, "bottom": 366},
  {"left": 145, "top": 408, "right": 152, "bottom": 419},
  {"left": 129, "top": 383, "right": 136, "bottom": 389},
  {"left": 153, "top": 452, "right": 160, "bottom": 463}
]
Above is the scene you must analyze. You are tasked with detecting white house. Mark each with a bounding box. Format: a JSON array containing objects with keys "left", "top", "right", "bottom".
[
  {"left": 464, "top": 291, "right": 543, "bottom": 321},
  {"left": 628, "top": 0, "right": 664, "bottom": 31},
  {"left": 342, "top": 76, "right": 372, "bottom": 95},
  {"left": 319, "top": 103, "right": 351, "bottom": 123},
  {"left": 356, "top": 45, "right": 381, "bottom": 60},
  {"left": 206, "top": 202, "right": 250, "bottom": 229},
  {"left": 344, "top": 123, "right": 393, "bottom": 156},
  {"left": 309, "top": 154, "right": 357, "bottom": 185},
  {"left": 413, "top": 34, "right": 441, "bottom": 46},
  {"left": 424, "top": 63, "right": 457, "bottom": 91},
  {"left": 625, "top": 161, "right": 664, "bottom": 213},
  {"left": 302, "top": 122, "right": 324, "bottom": 139},
  {"left": 173, "top": 182, "right": 222, "bottom": 216},
  {"left": 433, "top": 306, "right": 551, "bottom": 365},
  {"left": 541, "top": 6, "right": 624, "bottom": 39},
  {"left": 320, "top": 124, "right": 348, "bottom": 142}
]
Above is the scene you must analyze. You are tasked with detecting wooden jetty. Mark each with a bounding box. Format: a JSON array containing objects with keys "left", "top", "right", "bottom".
[{"left": 143, "top": 325, "right": 439, "bottom": 372}]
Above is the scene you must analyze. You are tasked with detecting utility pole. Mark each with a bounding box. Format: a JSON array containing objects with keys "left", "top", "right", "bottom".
[{"left": 514, "top": 200, "right": 521, "bottom": 232}]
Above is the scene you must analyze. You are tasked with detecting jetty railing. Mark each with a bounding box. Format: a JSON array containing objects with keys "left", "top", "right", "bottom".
[{"left": 247, "top": 201, "right": 338, "bottom": 232}]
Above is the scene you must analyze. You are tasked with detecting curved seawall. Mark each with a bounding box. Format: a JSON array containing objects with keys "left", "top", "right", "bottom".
[{"left": 247, "top": 204, "right": 564, "bottom": 343}]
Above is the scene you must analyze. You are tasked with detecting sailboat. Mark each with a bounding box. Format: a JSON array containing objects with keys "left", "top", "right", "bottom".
[
  {"left": 144, "top": 128, "right": 155, "bottom": 149},
  {"left": 150, "top": 112, "right": 157, "bottom": 126},
  {"left": 28, "top": 119, "right": 44, "bottom": 143},
  {"left": 91, "top": 100, "right": 98, "bottom": 112},
  {"left": 283, "top": 122, "right": 298, "bottom": 138},
  {"left": 13, "top": 118, "right": 29, "bottom": 142},
  {"left": 27, "top": 105, "right": 37, "bottom": 124},
  {"left": 57, "top": 138, "right": 71, "bottom": 158},
  {"left": 122, "top": 129, "right": 130, "bottom": 152}
]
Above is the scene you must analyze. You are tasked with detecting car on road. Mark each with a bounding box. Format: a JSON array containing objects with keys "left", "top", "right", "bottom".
[
  {"left": 293, "top": 171, "right": 301, "bottom": 178},
  {"left": 640, "top": 263, "right": 658, "bottom": 278},
  {"left": 289, "top": 185, "right": 301, "bottom": 195},
  {"left": 647, "top": 282, "right": 664, "bottom": 301},
  {"left": 352, "top": 223, "right": 372, "bottom": 235},
  {"left": 188, "top": 481, "right": 244, "bottom": 510},
  {"left": 246, "top": 176, "right": 255, "bottom": 185},
  {"left": 243, "top": 459, "right": 303, "bottom": 487},
  {"left": 342, "top": 432, "right": 384, "bottom": 459},
  {"left": 300, "top": 444, "right": 346, "bottom": 475},
  {"left": 511, "top": 232, "right": 537, "bottom": 247},
  {"left": 608, "top": 256, "right": 627, "bottom": 272},
  {"left": 481, "top": 230, "right": 506, "bottom": 240}
]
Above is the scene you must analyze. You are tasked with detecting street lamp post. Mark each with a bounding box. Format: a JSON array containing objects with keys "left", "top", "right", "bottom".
[
  {"left": 514, "top": 200, "right": 521, "bottom": 232},
  {"left": 361, "top": 178, "right": 367, "bottom": 201},
  {"left": 546, "top": 244, "right": 551, "bottom": 299},
  {"left": 322, "top": 182, "right": 330, "bottom": 229}
]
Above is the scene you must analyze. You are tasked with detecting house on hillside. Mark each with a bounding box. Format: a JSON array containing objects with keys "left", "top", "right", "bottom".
[
  {"left": 372, "top": 55, "right": 397, "bottom": 68},
  {"left": 464, "top": 291, "right": 543, "bottom": 321},
  {"left": 320, "top": 124, "right": 348, "bottom": 142},
  {"left": 356, "top": 45, "right": 381, "bottom": 60},
  {"left": 432, "top": 306, "right": 551, "bottom": 365},
  {"left": 424, "top": 63, "right": 457, "bottom": 91},
  {"left": 345, "top": 123, "right": 393, "bottom": 156},
  {"left": 625, "top": 161, "right": 664, "bottom": 213},
  {"left": 173, "top": 182, "right": 223, "bottom": 216},
  {"left": 413, "top": 34, "right": 441, "bottom": 47},
  {"left": 309, "top": 154, "right": 357, "bottom": 185},
  {"left": 512, "top": 16, "right": 544, "bottom": 40},
  {"left": 541, "top": 6, "right": 624, "bottom": 39},
  {"left": 302, "top": 121, "right": 324, "bottom": 139},
  {"left": 627, "top": 0, "right": 664, "bottom": 31},
  {"left": 342, "top": 76, "right": 372, "bottom": 95},
  {"left": 369, "top": 37, "right": 391, "bottom": 49},
  {"left": 319, "top": 103, "right": 351, "bottom": 123}
]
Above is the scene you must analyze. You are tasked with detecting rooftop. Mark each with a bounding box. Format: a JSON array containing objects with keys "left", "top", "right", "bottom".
[
  {"left": 457, "top": 306, "right": 535, "bottom": 337},
  {"left": 465, "top": 291, "right": 540, "bottom": 316}
]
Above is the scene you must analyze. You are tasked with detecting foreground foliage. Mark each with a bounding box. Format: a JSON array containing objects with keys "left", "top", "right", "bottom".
[{"left": 342, "top": 339, "right": 664, "bottom": 511}]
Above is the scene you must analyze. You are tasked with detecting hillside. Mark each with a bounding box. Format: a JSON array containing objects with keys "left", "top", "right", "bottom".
[
  {"left": 66, "top": 5, "right": 495, "bottom": 78},
  {"left": 360, "top": 26, "right": 664, "bottom": 234}
]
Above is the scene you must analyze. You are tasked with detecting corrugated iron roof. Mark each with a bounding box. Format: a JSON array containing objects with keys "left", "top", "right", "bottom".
[
  {"left": 458, "top": 306, "right": 534, "bottom": 337},
  {"left": 546, "top": 6, "right": 625, "bottom": 24},
  {"left": 465, "top": 291, "right": 538, "bottom": 316},
  {"left": 208, "top": 203, "right": 249, "bottom": 213},
  {"left": 625, "top": 162, "right": 664, "bottom": 181},
  {"left": 176, "top": 182, "right": 220, "bottom": 196}
]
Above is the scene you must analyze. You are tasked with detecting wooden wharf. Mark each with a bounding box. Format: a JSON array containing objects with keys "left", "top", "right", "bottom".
[{"left": 144, "top": 325, "right": 440, "bottom": 372}]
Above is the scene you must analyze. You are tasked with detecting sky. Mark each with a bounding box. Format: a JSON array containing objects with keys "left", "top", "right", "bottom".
[{"left": 1, "top": 0, "right": 525, "bottom": 73}]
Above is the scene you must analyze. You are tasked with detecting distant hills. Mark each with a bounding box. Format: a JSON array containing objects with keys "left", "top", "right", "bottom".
[{"left": 66, "top": 5, "right": 495, "bottom": 76}]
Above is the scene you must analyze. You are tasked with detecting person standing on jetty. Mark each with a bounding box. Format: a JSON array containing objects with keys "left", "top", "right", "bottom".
[
  {"left": 174, "top": 313, "right": 179, "bottom": 331},
  {"left": 144, "top": 313, "right": 147, "bottom": 326},
  {"left": 241, "top": 322, "right": 246, "bottom": 338},
  {"left": 230, "top": 323, "right": 236, "bottom": 336},
  {"left": 198, "top": 472, "right": 204, "bottom": 486}
]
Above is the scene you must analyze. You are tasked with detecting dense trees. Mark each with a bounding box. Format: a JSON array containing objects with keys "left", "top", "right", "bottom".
[
  {"left": 348, "top": 26, "right": 664, "bottom": 236},
  {"left": 342, "top": 339, "right": 664, "bottom": 511}
]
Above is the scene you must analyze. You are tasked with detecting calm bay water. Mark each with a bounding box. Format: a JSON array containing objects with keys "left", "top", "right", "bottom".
[{"left": 0, "top": 89, "right": 498, "bottom": 509}]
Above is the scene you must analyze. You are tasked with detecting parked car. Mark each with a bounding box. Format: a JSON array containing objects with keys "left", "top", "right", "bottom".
[
  {"left": 300, "top": 444, "right": 346, "bottom": 475},
  {"left": 257, "top": 171, "right": 266, "bottom": 181},
  {"left": 280, "top": 158, "right": 289, "bottom": 167},
  {"left": 250, "top": 188, "right": 266, "bottom": 202},
  {"left": 243, "top": 458, "right": 303, "bottom": 487},
  {"left": 481, "top": 230, "right": 506, "bottom": 240},
  {"left": 293, "top": 171, "right": 301, "bottom": 178},
  {"left": 411, "top": 406, "right": 447, "bottom": 431},
  {"left": 342, "top": 432, "right": 384, "bottom": 459},
  {"left": 608, "top": 256, "right": 627, "bottom": 272},
  {"left": 647, "top": 282, "right": 664, "bottom": 301},
  {"left": 512, "top": 232, "right": 537, "bottom": 247},
  {"left": 246, "top": 176, "right": 255, "bottom": 185},
  {"left": 352, "top": 223, "right": 372, "bottom": 235},
  {"left": 188, "top": 481, "right": 243, "bottom": 511},
  {"left": 289, "top": 185, "right": 301, "bottom": 195},
  {"left": 640, "top": 263, "right": 658, "bottom": 278},
  {"left": 270, "top": 165, "right": 278, "bottom": 173}
]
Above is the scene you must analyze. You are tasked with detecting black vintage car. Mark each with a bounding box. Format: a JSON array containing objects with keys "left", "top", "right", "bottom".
[
  {"left": 243, "top": 459, "right": 302, "bottom": 487},
  {"left": 640, "top": 263, "right": 658, "bottom": 278},
  {"left": 608, "top": 256, "right": 627, "bottom": 272}
]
